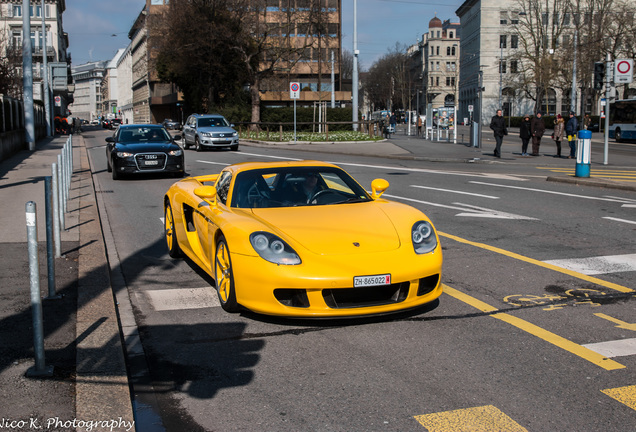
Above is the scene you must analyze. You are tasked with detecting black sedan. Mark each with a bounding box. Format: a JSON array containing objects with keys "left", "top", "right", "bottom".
[
  {"left": 106, "top": 124, "right": 185, "bottom": 180},
  {"left": 162, "top": 118, "right": 181, "bottom": 130}
]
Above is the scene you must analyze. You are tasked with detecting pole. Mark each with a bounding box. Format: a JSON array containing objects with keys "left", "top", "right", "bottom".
[
  {"left": 570, "top": 27, "right": 578, "bottom": 114},
  {"left": 499, "top": 43, "right": 503, "bottom": 109},
  {"left": 293, "top": 98, "right": 297, "bottom": 144},
  {"left": 44, "top": 177, "right": 58, "bottom": 299},
  {"left": 22, "top": 0, "right": 35, "bottom": 151},
  {"left": 42, "top": 0, "right": 51, "bottom": 137},
  {"left": 478, "top": 70, "right": 483, "bottom": 148},
  {"left": 330, "top": 51, "right": 335, "bottom": 109},
  {"left": 51, "top": 163, "right": 61, "bottom": 258},
  {"left": 352, "top": 0, "right": 359, "bottom": 131},
  {"left": 604, "top": 53, "right": 611, "bottom": 165}
]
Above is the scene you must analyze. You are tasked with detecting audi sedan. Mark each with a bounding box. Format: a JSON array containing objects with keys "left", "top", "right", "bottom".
[{"left": 106, "top": 124, "right": 185, "bottom": 180}]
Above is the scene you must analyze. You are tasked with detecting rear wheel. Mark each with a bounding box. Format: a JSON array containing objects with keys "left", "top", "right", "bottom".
[
  {"left": 615, "top": 128, "right": 622, "bottom": 142},
  {"left": 165, "top": 202, "right": 182, "bottom": 258},
  {"left": 215, "top": 236, "right": 238, "bottom": 312}
]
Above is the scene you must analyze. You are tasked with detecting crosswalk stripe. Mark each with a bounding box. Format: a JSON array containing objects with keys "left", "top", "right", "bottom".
[
  {"left": 414, "top": 405, "right": 528, "bottom": 431},
  {"left": 602, "top": 385, "right": 636, "bottom": 411},
  {"left": 583, "top": 338, "right": 636, "bottom": 358},
  {"left": 543, "top": 253, "right": 636, "bottom": 275},
  {"left": 145, "top": 287, "right": 219, "bottom": 311}
]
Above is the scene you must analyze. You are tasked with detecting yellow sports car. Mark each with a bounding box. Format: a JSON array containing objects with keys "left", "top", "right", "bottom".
[{"left": 163, "top": 160, "right": 443, "bottom": 317}]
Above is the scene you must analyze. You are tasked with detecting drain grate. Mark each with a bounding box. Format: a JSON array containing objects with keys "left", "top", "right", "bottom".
[{"left": 96, "top": 190, "right": 114, "bottom": 193}]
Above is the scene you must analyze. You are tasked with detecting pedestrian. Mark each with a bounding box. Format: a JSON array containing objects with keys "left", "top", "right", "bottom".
[
  {"left": 382, "top": 114, "right": 391, "bottom": 139},
  {"left": 489, "top": 109, "right": 507, "bottom": 158},
  {"left": 552, "top": 114, "right": 565, "bottom": 158},
  {"left": 530, "top": 111, "right": 545, "bottom": 156},
  {"left": 519, "top": 114, "right": 531, "bottom": 156},
  {"left": 583, "top": 113, "right": 591, "bottom": 130},
  {"left": 389, "top": 112, "right": 397, "bottom": 134},
  {"left": 417, "top": 115, "right": 423, "bottom": 136},
  {"left": 565, "top": 111, "right": 579, "bottom": 159}
]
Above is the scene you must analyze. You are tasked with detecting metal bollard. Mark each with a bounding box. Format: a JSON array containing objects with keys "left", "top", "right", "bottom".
[
  {"left": 51, "top": 163, "right": 61, "bottom": 258},
  {"left": 44, "top": 178, "right": 60, "bottom": 299},
  {"left": 25, "top": 202, "right": 54, "bottom": 377},
  {"left": 57, "top": 154, "right": 66, "bottom": 226},
  {"left": 575, "top": 129, "right": 592, "bottom": 178}
]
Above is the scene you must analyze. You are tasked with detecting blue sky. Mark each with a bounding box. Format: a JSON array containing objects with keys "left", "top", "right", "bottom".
[{"left": 65, "top": 0, "right": 462, "bottom": 68}]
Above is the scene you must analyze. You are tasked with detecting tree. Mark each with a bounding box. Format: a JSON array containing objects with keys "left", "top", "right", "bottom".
[
  {"left": 363, "top": 48, "right": 409, "bottom": 113},
  {"left": 0, "top": 41, "right": 22, "bottom": 98}
]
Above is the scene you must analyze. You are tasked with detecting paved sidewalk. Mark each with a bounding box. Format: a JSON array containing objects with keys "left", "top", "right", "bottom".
[{"left": 0, "top": 135, "right": 134, "bottom": 431}]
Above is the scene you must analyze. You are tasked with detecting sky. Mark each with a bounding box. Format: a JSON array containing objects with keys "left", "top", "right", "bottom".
[{"left": 65, "top": 0, "right": 463, "bottom": 69}]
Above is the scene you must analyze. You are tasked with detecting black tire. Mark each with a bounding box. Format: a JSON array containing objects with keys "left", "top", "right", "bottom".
[
  {"left": 112, "top": 165, "right": 120, "bottom": 180},
  {"left": 183, "top": 136, "right": 189, "bottom": 149},
  {"left": 164, "top": 202, "right": 183, "bottom": 258},
  {"left": 615, "top": 128, "right": 622, "bottom": 142},
  {"left": 230, "top": 145, "right": 239, "bottom": 151},
  {"left": 106, "top": 157, "right": 112, "bottom": 172},
  {"left": 195, "top": 137, "right": 202, "bottom": 152},
  {"left": 215, "top": 236, "right": 239, "bottom": 312}
]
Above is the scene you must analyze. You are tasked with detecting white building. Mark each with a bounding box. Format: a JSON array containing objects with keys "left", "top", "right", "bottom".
[
  {"left": 116, "top": 43, "right": 133, "bottom": 124},
  {"left": 70, "top": 61, "right": 107, "bottom": 121},
  {"left": 101, "top": 48, "right": 125, "bottom": 119}
]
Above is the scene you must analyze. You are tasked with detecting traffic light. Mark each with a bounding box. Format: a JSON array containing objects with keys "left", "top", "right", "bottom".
[{"left": 593, "top": 62, "right": 605, "bottom": 90}]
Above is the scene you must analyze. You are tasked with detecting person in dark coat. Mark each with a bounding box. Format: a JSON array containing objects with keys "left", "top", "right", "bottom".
[
  {"left": 519, "top": 114, "right": 532, "bottom": 156},
  {"left": 489, "top": 109, "right": 507, "bottom": 158},
  {"left": 565, "top": 111, "right": 579, "bottom": 158},
  {"left": 530, "top": 111, "right": 546, "bottom": 156}
]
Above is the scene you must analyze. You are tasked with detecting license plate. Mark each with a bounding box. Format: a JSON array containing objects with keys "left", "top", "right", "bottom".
[
  {"left": 353, "top": 274, "right": 391, "bottom": 288},
  {"left": 144, "top": 160, "right": 159, "bottom": 166}
]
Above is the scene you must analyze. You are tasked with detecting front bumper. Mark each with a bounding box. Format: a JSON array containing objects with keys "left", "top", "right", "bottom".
[
  {"left": 113, "top": 153, "right": 184, "bottom": 175},
  {"left": 229, "top": 247, "right": 443, "bottom": 317},
  {"left": 198, "top": 136, "right": 239, "bottom": 147}
]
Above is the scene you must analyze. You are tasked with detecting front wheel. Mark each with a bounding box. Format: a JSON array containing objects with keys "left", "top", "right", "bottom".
[
  {"left": 215, "top": 236, "right": 239, "bottom": 312},
  {"left": 615, "top": 128, "right": 622, "bottom": 142},
  {"left": 195, "top": 137, "right": 202, "bottom": 152},
  {"left": 165, "top": 202, "right": 182, "bottom": 258}
]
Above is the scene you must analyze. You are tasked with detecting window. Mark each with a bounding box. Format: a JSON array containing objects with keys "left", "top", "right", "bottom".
[
  {"left": 436, "top": 77, "right": 439, "bottom": 86},
  {"left": 500, "top": 11, "right": 508, "bottom": 24},
  {"left": 500, "top": 35, "right": 507, "bottom": 49},
  {"left": 12, "top": 30, "right": 21, "bottom": 48},
  {"left": 542, "top": 13, "right": 548, "bottom": 26},
  {"left": 499, "top": 61, "right": 506, "bottom": 74},
  {"left": 431, "top": 77, "right": 434, "bottom": 86},
  {"left": 451, "top": 77, "right": 456, "bottom": 86},
  {"left": 446, "top": 77, "right": 451, "bottom": 86},
  {"left": 446, "top": 62, "right": 451, "bottom": 71},
  {"left": 511, "top": 35, "right": 518, "bottom": 49},
  {"left": 431, "top": 46, "right": 434, "bottom": 55},
  {"left": 563, "top": 13, "right": 570, "bottom": 26},
  {"left": 510, "top": 60, "right": 518, "bottom": 73},
  {"left": 436, "top": 46, "right": 439, "bottom": 55},
  {"left": 449, "top": 31, "right": 454, "bottom": 38},
  {"left": 436, "top": 61, "right": 440, "bottom": 70},
  {"left": 13, "top": 5, "right": 22, "bottom": 17},
  {"left": 451, "top": 46, "right": 456, "bottom": 56},
  {"left": 447, "top": 47, "right": 451, "bottom": 56},
  {"left": 437, "top": 31, "right": 440, "bottom": 38}
]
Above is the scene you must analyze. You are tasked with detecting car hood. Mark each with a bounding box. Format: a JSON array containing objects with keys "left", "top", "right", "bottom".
[
  {"left": 198, "top": 126, "right": 236, "bottom": 135},
  {"left": 251, "top": 203, "right": 401, "bottom": 255},
  {"left": 115, "top": 142, "right": 179, "bottom": 152}
]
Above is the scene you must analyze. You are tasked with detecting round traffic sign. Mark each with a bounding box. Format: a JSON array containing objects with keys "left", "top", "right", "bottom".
[
  {"left": 617, "top": 60, "right": 631, "bottom": 74},
  {"left": 290, "top": 83, "right": 299, "bottom": 92}
]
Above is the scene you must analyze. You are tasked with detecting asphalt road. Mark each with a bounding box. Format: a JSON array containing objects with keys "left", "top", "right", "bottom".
[{"left": 83, "top": 127, "right": 636, "bottom": 431}]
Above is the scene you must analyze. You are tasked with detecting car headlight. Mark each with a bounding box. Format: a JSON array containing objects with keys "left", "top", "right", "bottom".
[
  {"left": 168, "top": 149, "right": 182, "bottom": 156},
  {"left": 200, "top": 132, "right": 212, "bottom": 137},
  {"left": 250, "top": 232, "right": 301, "bottom": 265},
  {"left": 232, "top": 132, "right": 238, "bottom": 137},
  {"left": 116, "top": 151, "right": 134, "bottom": 158},
  {"left": 412, "top": 221, "right": 437, "bottom": 254}
]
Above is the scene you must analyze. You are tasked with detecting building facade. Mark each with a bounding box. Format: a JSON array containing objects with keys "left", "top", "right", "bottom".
[
  {"left": 70, "top": 61, "right": 107, "bottom": 121},
  {"left": 116, "top": 43, "right": 133, "bottom": 125},
  {"left": 101, "top": 48, "right": 125, "bottom": 119}
]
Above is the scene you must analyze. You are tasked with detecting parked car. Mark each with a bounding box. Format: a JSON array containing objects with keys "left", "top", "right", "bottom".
[
  {"left": 106, "top": 124, "right": 185, "bottom": 180},
  {"left": 103, "top": 118, "right": 122, "bottom": 129},
  {"left": 163, "top": 161, "right": 442, "bottom": 317},
  {"left": 162, "top": 118, "right": 181, "bottom": 130},
  {"left": 182, "top": 113, "right": 239, "bottom": 151}
]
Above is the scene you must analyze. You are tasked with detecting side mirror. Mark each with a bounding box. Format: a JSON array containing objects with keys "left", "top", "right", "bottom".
[
  {"left": 173, "top": 135, "right": 182, "bottom": 141},
  {"left": 194, "top": 185, "right": 218, "bottom": 206},
  {"left": 230, "top": 124, "right": 235, "bottom": 128},
  {"left": 105, "top": 136, "right": 114, "bottom": 143},
  {"left": 370, "top": 179, "right": 389, "bottom": 200}
]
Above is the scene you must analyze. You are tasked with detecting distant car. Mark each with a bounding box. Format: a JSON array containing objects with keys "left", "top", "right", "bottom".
[
  {"left": 182, "top": 113, "right": 239, "bottom": 151},
  {"left": 588, "top": 123, "right": 600, "bottom": 132},
  {"left": 162, "top": 118, "right": 181, "bottom": 130},
  {"left": 90, "top": 119, "right": 99, "bottom": 125},
  {"left": 163, "top": 160, "right": 443, "bottom": 317},
  {"left": 102, "top": 119, "right": 112, "bottom": 129},
  {"left": 111, "top": 118, "right": 122, "bottom": 128},
  {"left": 106, "top": 124, "right": 185, "bottom": 180}
]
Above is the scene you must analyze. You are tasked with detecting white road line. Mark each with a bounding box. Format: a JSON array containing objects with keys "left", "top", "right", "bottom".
[
  {"left": 195, "top": 160, "right": 231, "bottom": 166},
  {"left": 583, "top": 338, "right": 636, "bottom": 358},
  {"left": 603, "top": 217, "right": 636, "bottom": 225},
  {"left": 543, "top": 254, "right": 636, "bottom": 275},
  {"left": 469, "top": 181, "right": 628, "bottom": 203},
  {"left": 146, "top": 288, "right": 219, "bottom": 311},
  {"left": 235, "top": 152, "right": 303, "bottom": 161},
  {"left": 411, "top": 184, "right": 499, "bottom": 199}
]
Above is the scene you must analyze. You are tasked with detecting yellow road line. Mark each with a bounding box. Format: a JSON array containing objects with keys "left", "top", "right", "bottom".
[
  {"left": 414, "top": 405, "right": 528, "bottom": 431},
  {"left": 602, "top": 385, "right": 636, "bottom": 410},
  {"left": 536, "top": 167, "right": 636, "bottom": 174},
  {"left": 439, "top": 232, "right": 634, "bottom": 294}
]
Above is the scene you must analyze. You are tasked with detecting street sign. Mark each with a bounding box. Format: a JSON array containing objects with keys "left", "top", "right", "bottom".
[
  {"left": 54, "top": 96, "right": 61, "bottom": 107},
  {"left": 290, "top": 82, "right": 300, "bottom": 99},
  {"left": 600, "top": 98, "right": 606, "bottom": 106},
  {"left": 468, "top": 105, "right": 474, "bottom": 113},
  {"left": 614, "top": 59, "right": 633, "bottom": 84}
]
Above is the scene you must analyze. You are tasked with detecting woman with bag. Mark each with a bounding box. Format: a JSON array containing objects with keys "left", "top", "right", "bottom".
[{"left": 553, "top": 114, "right": 565, "bottom": 158}]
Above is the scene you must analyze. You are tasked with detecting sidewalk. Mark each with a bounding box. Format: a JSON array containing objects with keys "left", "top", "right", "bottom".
[{"left": 0, "top": 135, "right": 134, "bottom": 431}]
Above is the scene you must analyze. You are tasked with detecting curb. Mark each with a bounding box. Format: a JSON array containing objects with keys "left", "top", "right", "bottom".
[{"left": 546, "top": 176, "right": 636, "bottom": 191}]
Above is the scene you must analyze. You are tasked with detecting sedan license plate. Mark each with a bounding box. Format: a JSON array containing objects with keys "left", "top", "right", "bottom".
[
  {"left": 353, "top": 274, "right": 391, "bottom": 288},
  {"left": 144, "top": 160, "right": 159, "bottom": 166}
]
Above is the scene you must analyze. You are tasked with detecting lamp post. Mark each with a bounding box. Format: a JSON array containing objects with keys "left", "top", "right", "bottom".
[{"left": 352, "top": 0, "right": 359, "bottom": 131}]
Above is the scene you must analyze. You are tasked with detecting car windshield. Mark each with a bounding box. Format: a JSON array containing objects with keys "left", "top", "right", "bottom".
[
  {"left": 197, "top": 117, "right": 229, "bottom": 127},
  {"left": 117, "top": 127, "right": 171, "bottom": 143},
  {"left": 230, "top": 167, "right": 372, "bottom": 209}
]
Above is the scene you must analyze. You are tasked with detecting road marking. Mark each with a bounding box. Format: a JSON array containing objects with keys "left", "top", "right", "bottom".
[
  {"left": 234, "top": 151, "right": 302, "bottom": 161},
  {"left": 543, "top": 254, "right": 636, "bottom": 275},
  {"left": 443, "top": 284, "right": 625, "bottom": 370},
  {"left": 594, "top": 313, "right": 636, "bottom": 331},
  {"left": 385, "top": 195, "right": 534, "bottom": 220},
  {"left": 439, "top": 231, "right": 635, "bottom": 294},
  {"left": 469, "top": 181, "right": 628, "bottom": 203},
  {"left": 602, "top": 385, "right": 636, "bottom": 411},
  {"left": 583, "top": 338, "right": 636, "bottom": 358},
  {"left": 411, "top": 184, "right": 500, "bottom": 199},
  {"left": 146, "top": 288, "right": 219, "bottom": 311},
  {"left": 603, "top": 216, "right": 636, "bottom": 225},
  {"left": 195, "top": 160, "right": 231, "bottom": 166},
  {"left": 414, "top": 405, "right": 528, "bottom": 431}
]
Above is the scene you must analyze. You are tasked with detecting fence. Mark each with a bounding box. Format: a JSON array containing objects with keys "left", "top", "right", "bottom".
[
  {"left": 235, "top": 121, "right": 380, "bottom": 141},
  {"left": 1, "top": 94, "right": 47, "bottom": 162}
]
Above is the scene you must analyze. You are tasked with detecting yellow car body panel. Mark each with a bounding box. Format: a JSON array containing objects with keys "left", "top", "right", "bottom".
[{"left": 164, "top": 160, "right": 443, "bottom": 317}]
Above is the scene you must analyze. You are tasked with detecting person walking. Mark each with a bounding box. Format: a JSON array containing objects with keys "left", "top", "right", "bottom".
[
  {"left": 530, "top": 111, "right": 546, "bottom": 156},
  {"left": 566, "top": 111, "right": 579, "bottom": 158},
  {"left": 389, "top": 112, "right": 397, "bottom": 135},
  {"left": 417, "top": 115, "right": 423, "bottom": 136},
  {"left": 519, "top": 114, "right": 531, "bottom": 156},
  {"left": 489, "top": 109, "right": 507, "bottom": 158},
  {"left": 382, "top": 114, "right": 391, "bottom": 139},
  {"left": 553, "top": 114, "right": 565, "bottom": 158}
]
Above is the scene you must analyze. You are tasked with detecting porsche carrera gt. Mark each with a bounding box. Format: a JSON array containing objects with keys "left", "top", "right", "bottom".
[{"left": 163, "top": 160, "right": 443, "bottom": 317}]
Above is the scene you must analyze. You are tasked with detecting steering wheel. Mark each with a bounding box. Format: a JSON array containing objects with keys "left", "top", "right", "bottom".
[
  {"left": 307, "top": 189, "right": 347, "bottom": 205},
  {"left": 247, "top": 182, "right": 270, "bottom": 206}
]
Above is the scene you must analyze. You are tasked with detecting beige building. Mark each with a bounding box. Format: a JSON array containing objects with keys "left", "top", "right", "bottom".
[{"left": 70, "top": 61, "right": 106, "bottom": 121}]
